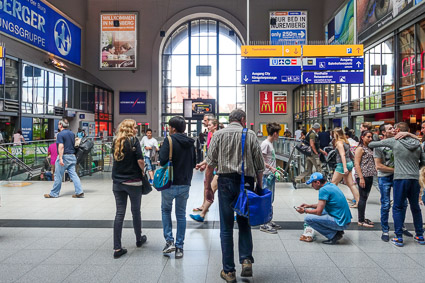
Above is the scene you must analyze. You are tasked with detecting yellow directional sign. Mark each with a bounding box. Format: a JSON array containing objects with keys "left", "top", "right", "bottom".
[
  {"left": 0, "top": 47, "right": 3, "bottom": 58},
  {"left": 283, "top": 45, "right": 301, "bottom": 57},
  {"left": 241, "top": 45, "right": 283, "bottom": 57},
  {"left": 303, "top": 45, "right": 363, "bottom": 57}
]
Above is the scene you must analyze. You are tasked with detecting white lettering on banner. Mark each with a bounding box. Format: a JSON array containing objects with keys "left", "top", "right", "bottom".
[
  {"left": 0, "top": 0, "right": 46, "bottom": 32},
  {"left": 1, "top": 18, "right": 46, "bottom": 46}
]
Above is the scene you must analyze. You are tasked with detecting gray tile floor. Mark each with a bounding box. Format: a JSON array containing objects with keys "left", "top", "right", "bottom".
[{"left": 1, "top": 171, "right": 425, "bottom": 282}]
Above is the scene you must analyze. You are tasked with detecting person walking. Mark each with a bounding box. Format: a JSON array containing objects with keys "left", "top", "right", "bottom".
[
  {"left": 190, "top": 118, "right": 219, "bottom": 222},
  {"left": 48, "top": 138, "right": 58, "bottom": 181},
  {"left": 13, "top": 130, "right": 25, "bottom": 145},
  {"left": 370, "top": 122, "right": 425, "bottom": 247},
  {"left": 374, "top": 123, "right": 413, "bottom": 242},
  {"left": 330, "top": 127, "right": 359, "bottom": 207},
  {"left": 160, "top": 116, "right": 196, "bottom": 259},
  {"left": 296, "top": 123, "right": 327, "bottom": 182},
  {"left": 140, "top": 128, "right": 159, "bottom": 184},
  {"left": 44, "top": 119, "right": 84, "bottom": 198},
  {"left": 111, "top": 119, "right": 147, "bottom": 259},
  {"left": 204, "top": 109, "right": 265, "bottom": 283},
  {"left": 318, "top": 126, "right": 332, "bottom": 150},
  {"left": 354, "top": 131, "right": 377, "bottom": 227},
  {"left": 259, "top": 122, "right": 281, "bottom": 234}
]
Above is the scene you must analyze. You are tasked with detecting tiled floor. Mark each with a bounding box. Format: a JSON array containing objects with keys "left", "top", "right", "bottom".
[{"left": 1, "top": 171, "right": 425, "bottom": 282}]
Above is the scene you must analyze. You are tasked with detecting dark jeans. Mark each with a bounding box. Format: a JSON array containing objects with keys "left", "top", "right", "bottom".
[
  {"left": 356, "top": 176, "right": 374, "bottom": 222},
  {"left": 218, "top": 174, "right": 255, "bottom": 273},
  {"left": 113, "top": 183, "right": 143, "bottom": 250},
  {"left": 393, "top": 179, "right": 424, "bottom": 238}
]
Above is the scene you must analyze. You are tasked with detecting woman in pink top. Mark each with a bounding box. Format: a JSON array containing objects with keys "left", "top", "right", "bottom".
[{"left": 48, "top": 142, "right": 58, "bottom": 180}]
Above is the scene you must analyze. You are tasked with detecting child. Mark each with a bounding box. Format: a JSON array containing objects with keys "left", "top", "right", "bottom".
[{"left": 41, "top": 153, "right": 53, "bottom": 181}]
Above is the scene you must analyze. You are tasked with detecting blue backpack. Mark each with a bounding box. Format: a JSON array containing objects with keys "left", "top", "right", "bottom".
[{"left": 153, "top": 136, "right": 173, "bottom": 191}]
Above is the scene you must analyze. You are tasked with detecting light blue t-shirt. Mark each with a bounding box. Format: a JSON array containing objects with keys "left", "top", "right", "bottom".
[{"left": 318, "top": 182, "right": 352, "bottom": 226}]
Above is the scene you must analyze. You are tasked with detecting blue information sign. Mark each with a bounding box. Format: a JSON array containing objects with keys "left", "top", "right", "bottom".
[
  {"left": 303, "top": 72, "right": 364, "bottom": 84},
  {"left": 21, "top": 117, "right": 33, "bottom": 141},
  {"left": 0, "top": 0, "right": 81, "bottom": 65},
  {"left": 241, "top": 58, "right": 301, "bottom": 84},
  {"left": 303, "top": 58, "right": 364, "bottom": 71},
  {"left": 119, "top": 92, "right": 147, "bottom": 114}
]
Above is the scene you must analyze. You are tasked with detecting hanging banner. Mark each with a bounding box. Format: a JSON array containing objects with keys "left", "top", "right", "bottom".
[
  {"left": 119, "top": 91, "right": 146, "bottom": 114},
  {"left": 259, "top": 91, "right": 287, "bottom": 114},
  {"left": 270, "top": 11, "right": 307, "bottom": 45},
  {"left": 21, "top": 117, "right": 33, "bottom": 141},
  {"left": 325, "top": 0, "right": 355, "bottom": 44},
  {"left": 357, "top": 0, "right": 413, "bottom": 42},
  {"left": 0, "top": 0, "right": 81, "bottom": 65},
  {"left": 100, "top": 12, "right": 137, "bottom": 70}
]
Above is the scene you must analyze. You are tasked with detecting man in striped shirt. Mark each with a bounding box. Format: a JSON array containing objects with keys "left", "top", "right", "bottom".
[{"left": 205, "top": 109, "right": 264, "bottom": 283}]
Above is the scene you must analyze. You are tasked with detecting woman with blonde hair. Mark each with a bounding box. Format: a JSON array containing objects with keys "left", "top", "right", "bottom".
[
  {"left": 112, "top": 119, "right": 146, "bottom": 258},
  {"left": 331, "top": 127, "right": 360, "bottom": 208}
]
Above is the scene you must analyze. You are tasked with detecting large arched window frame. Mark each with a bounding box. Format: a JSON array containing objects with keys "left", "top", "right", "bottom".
[{"left": 161, "top": 18, "right": 245, "bottom": 135}]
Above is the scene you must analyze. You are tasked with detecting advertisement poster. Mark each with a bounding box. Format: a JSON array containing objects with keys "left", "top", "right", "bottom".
[
  {"left": 119, "top": 92, "right": 146, "bottom": 114},
  {"left": 270, "top": 11, "right": 307, "bottom": 45},
  {"left": 100, "top": 12, "right": 137, "bottom": 70},
  {"left": 0, "top": 0, "right": 81, "bottom": 65},
  {"left": 183, "top": 99, "right": 216, "bottom": 120},
  {"left": 259, "top": 91, "right": 287, "bottom": 114},
  {"left": 357, "top": 0, "right": 413, "bottom": 42},
  {"left": 326, "top": 0, "right": 355, "bottom": 44}
]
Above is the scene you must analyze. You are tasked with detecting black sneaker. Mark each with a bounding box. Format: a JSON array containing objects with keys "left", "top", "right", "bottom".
[
  {"left": 162, "top": 241, "right": 176, "bottom": 254},
  {"left": 322, "top": 233, "right": 341, "bottom": 245},
  {"left": 113, "top": 248, "right": 127, "bottom": 259},
  {"left": 136, "top": 235, "right": 147, "bottom": 247},
  {"left": 175, "top": 248, "right": 184, "bottom": 259},
  {"left": 381, "top": 233, "right": 390, "bottom": 242},
  {"left": 241, "top": 259, "right": 253, "bottom": 277}
]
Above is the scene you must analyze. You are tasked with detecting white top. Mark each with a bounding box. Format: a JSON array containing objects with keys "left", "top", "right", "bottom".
[
  {"left": 13, "top": 133, "right": 24, "bottom": 145},
  {"left": 261, "top": 139, "right": 276, "bottom": 175},
  {"left": 295, "top": 129, "right": 302, "bottom": 141},
  {"left": 140, "top": 136, "right": 159, "bottom": 158}
]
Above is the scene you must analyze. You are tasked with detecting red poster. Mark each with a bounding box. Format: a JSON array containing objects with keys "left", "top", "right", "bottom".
[
  {"left": 259, "top": 91, "right": 273, "bottom": 114},
  {"left": 273, "top": 91, "right": 287, "bottom": 114},
  {"left": 274, "top": 102, "right": 287, "bottom": 114}
]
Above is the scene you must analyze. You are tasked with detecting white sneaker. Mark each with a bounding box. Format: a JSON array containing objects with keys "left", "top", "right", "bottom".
[{"left": 259, "top": 224, "right": 277, "bottom": 234}]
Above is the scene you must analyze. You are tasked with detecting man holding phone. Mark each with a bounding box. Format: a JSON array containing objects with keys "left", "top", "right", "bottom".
[{"left": 296, "top": 172, "right": 352, "bottom": 245}]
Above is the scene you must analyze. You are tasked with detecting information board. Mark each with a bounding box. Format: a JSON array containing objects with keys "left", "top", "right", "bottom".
[
  {"left": 303, "top": 71, "right": 364, "bottom": 84},
  {"left": 242, "top": 58, "right": 301, "bottom": 84},
  {"left": 302, "top": 58, "right": 363, "bottom": 71},
  {"left": 270, "top": 11, "right": 307, "bottom": 45},
  {"left": 183, "top": 99, "right": 216, "bottom": 120}
]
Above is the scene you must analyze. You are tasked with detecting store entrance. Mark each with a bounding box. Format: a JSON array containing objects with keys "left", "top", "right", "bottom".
[{"left": 0, "top": 116, "right": 17, "bottom": 143}]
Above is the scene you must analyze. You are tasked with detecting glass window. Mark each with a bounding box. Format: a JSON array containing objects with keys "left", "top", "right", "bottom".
[
  {"left": 369, "top": 45, "right": 381, "bottom": 96},
  {"left": 418, "top": 20, "right": 425, "bottom": 83},
  {"left": 74, "top": 81, "right": 81, "bottom": 109},
  {"left": 382, "top": 38, "right": 394, "bottom": 91},
  {"left": 399, "top": 25, "right": 415, "bottom": 87},
  {"left": 5, "top": 58, "right": 19, "bottom": 100}
]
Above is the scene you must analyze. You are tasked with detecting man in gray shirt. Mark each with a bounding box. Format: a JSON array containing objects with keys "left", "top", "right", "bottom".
[
  {"left": 373, "top": 123, "right": 412, "bottom": 242},
  {"left": 369, "top": 122, "right": 425, "bottom": 247}
]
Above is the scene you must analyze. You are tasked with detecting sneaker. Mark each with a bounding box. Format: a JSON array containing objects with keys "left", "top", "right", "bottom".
[
  {"left": 44, "top": 194, "right": 56, "bottom": 198},
  {"left": 149, "top": 179, "right": 153, "bottom": 185},
  {"left": 162, "top": 241, "right": 176, "bottom": 254},
  {"left": 381, "top": 233, "right": 389, "bottom": 242},
  {"left": 403, "top": 229, "right": 413, "bottom": 237},
  {"left": 113, "top": 248, "right": 127, "bottom": 259},
  {"left": 414, "top": 235, "right": 425, "bottom": 245},
  {"left": 175, "top": 248, "right": 184, "bottom": 259},
  {"left": 72, "top": 193, "right": 84, "bottom": 198},
  {"left": 189, "top": 214, "right": 205, "bottom": 222},
  {"left": 136, "top": 235, "right": 147, "bottom": 247},
  {"left": 241, "top": 259, "right": 253, "bottom": 277},
  {"left": 322, "top": 232, "right": 341, "bottom": 245},
  {"left": 259, "top": 224, "right": 277, "bottom": 234},
  {"left": 392, "top": 237, "right": 404, "bottom": 247},
  {"left": 269, "top": 221, "right": 282, "bottom": 229},
  {"left": 220, "top": 270, "right": 236, "bottom": 283}
]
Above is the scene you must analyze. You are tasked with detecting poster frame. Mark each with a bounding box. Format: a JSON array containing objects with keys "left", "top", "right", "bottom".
[
  {"left": 269, "top": 10, "right": 308, "bottom": 45},
  {"left": 119, "top": 91, "right": 147, "bottom": 114},
  {"left": 259, "top": 90, "right": 288, "bottom": 115}
]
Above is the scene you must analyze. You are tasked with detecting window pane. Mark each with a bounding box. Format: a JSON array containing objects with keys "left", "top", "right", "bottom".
[
  {"left": 219, "top": 55, "right": 237, "bottom": 86},
  {"left": 382, "top": 39, "right": 394, "bottom": 91},
  {"left": 399, "top": 25, "right": 415, "bottom": 87},
  {"left": 219, "top": 23, "right": 237, "bottom": 54},
  {"left": 171, "top": 55, "right": 189, "bottom": 86},
  {"left": 219, "top": 87, "right": 236, "bottom": 113},
  {"left": 5, "top": 58, "right": 18, "bottom": 100}
]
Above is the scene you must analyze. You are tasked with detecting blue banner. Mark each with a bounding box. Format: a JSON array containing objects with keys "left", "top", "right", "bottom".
[
  {"left": 303, "top": 58, "right": 363, "bottom": 71},
  {"left": 241, "top": 58, "right": 301, "bottom": 84},
  {"left": 0, "top": 0, "right": 81, "bottom": 65},
  {"left": 303, "top": 71, "right": 363, "bottom": 84},
  {"left": 119, "top": 92, "right": 147, "bottom": 114},
  {"left": 21, "top": 117, "right": 33, "bottom": 141}
]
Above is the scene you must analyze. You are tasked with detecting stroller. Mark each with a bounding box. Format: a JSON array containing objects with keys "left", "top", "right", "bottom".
[{"left": 321, "top": 146, "right": 337, "bottom": 182}]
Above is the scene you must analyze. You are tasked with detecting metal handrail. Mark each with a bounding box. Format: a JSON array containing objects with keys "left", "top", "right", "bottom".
[{"left": 0, "top": 145, "right": 32, "bottom": 171}]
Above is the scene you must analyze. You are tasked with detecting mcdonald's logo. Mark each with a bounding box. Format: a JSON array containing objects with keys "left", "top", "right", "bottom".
[
  {"left": 261, "top": 103, "right": 272, "bottom": 113},
  {"left": 275, "top": 103, "right": 286, "bottom": 113}
]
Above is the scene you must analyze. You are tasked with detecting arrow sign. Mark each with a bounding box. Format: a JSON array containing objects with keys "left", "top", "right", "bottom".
[
  {"left": 243, "top": 75, "right": 249, "bottom": 82},
  {"left": 299, "top": 31, "right": 305, "bottom": 38},
  {"left": 302, "top": 71, "right": 364, "bottom": 84},
  {"left": 302, "top": 58, "right": 364, "bottom": 71},
  {"left": 241, "top": 58, "right": 301, "bottom": 84}
]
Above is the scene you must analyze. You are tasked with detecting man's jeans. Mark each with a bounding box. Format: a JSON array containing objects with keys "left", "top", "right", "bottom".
[
  {"left": 49, "top": 155, "right": 83, "bottom": 197},
  {"left": 393, "top": 179, "right": 424, "bottom": 238},
  {"left": 262, "top": 174, "right": 276, "bottom": 203},
  {"left": 218, "top": 174, "right": 254, "bottom": 273},
  {"left": 379, "top": 175, "right": 407, "bottom": 233},
  {"left": 304, "top": 210, "right": 348, "bottom": 240},
  {"left": 161, "top": 185, "right": 190, "bottom": 249}
]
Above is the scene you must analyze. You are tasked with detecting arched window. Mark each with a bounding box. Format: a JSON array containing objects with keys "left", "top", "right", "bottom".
[{"left": 161, "top": 18, "right": 245, "bottom": 135}]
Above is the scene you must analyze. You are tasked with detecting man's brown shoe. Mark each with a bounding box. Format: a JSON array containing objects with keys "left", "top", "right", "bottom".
[
  {"left": 241, "top": 259, "right": 253, "bottom": 277},
  {"left": 72, "top": 193, "right": 85, "bottom": 198},
  {"left": 220, "top": 270, "right": 236, "bottom": 283},
  {"left": 44, "top": 194, "right": 56, "bottom": 198}
]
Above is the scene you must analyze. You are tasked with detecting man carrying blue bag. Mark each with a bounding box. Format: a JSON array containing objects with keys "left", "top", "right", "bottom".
[{"left": 205, "top": 109, "right": 265, "bottom": 283}]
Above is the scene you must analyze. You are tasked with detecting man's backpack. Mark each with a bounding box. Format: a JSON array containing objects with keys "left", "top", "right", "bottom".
[{"left": 76, "top": 137, "right": 94, "bottom": 164}]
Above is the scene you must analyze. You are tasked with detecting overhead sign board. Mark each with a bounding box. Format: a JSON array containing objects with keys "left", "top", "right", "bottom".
[
  {"left": 283, "top": 45, "right": 301, "bottom": 57},
  {"left": 259, "top": 91, "right": 287, "bottom": 114},
  {"left": 303, "top": 45, "right": 363, "bottom": 57},
  {"left": 303, "top": 58, "right": 364, "bottom": 71},
  {"left": 0, "top": 0, "right": 82, "bottom": 65},
  {"left": 303, "top": 72, "right": 364, "bottom": 84},
  {"left": 270, "top": 11, "right": 307, "bottom": 45},
  {"left": 241, "top": 58, "right": 301, "bottom": 84},
  {"left": 241, "top": 45, "right": 283, "bottom": 57}
]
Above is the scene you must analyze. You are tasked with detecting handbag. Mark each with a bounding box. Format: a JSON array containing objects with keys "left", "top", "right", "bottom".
[
  {"left": 295, "top": 143, "right": 312, "bottom": 156},
  {"left": 141, "top": 173, "right": 152, "bottom": 195},
  {"left": 232, "top": 128, "right": 273, "bottom": 226},
  {"left": 153, "top": 136, "right": 173, "bottom": 191}
]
